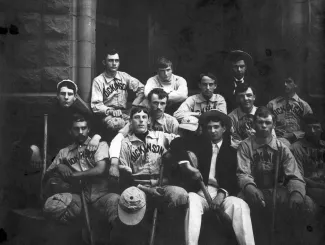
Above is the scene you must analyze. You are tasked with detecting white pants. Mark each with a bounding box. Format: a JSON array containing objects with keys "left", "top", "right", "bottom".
[{"left": 185, "top": 190, "right": 255, "bottom": 245}]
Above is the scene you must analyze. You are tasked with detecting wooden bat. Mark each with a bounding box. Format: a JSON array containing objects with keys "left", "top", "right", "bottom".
[
  {"left": 149, "top": 162, "right": 165, "bottom": 245},
  {"left": 40, "top": 114, "right": 48, "bottom": 201}
]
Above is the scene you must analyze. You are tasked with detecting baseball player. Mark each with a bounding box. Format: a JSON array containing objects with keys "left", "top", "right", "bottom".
[
  {"left": 174, "top": 72, "right": 227, "bottom": 122},
  {"left": 91, "top": 48, "right": 145, "bottom": 132},
  {"left": 144, "top": 56, "right": 188, "bottom": 115},
  {"left": 108, "top": 88, "right": 179, "bottom": 179},
  {"left": 43, "top": 113, "right": 120, "bottom": 237},
  {"left": 267, "top": 76, "right": 313, "bottom": 146},
  {"left": 290, "top": 114, "right": 325, "bottom": 206},
  {"left": 237, "top": 106, "right": 315, "bottom": 243}
]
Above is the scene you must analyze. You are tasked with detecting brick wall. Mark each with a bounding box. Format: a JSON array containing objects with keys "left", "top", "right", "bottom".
[{"left": 0, "top": 0, "right": 72, "bottom": 93}]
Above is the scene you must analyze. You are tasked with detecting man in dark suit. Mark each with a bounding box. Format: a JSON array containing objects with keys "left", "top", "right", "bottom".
[
  {"left": 169, "top": 110, "right": 255, "bottom": 245},
  {"left": 220, "top": 50, "right": 258, "bottom": 112}
]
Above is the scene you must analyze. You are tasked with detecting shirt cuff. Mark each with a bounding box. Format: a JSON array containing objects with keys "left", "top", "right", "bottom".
[{"left": 217, "top": 188, "right": 229, "bottom": 198}]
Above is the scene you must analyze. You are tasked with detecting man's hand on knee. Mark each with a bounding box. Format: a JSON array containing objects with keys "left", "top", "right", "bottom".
[
  {"left": 57, "top": 164, "right": 73, "bottom": 179},
  {"left": 289, "top": 191, "right": 304, "bottom": 210},
  {"left": 211, "top": 192, "right": 225, "bottom": 210},
  {"left": 245, "top": 184, "right": 265, "bottom": 208}
]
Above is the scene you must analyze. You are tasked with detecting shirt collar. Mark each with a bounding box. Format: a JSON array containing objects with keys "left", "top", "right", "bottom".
[
  {"left": 212, "top": 139, "right": 223, "bottom": 149},
  {"left": 155, "top": 113, "right": 166, "bottom": 125},
  {"left": 291, "top": 93, "right": 299, "bottom": 101},
  {"left": 128, "top": 131, "right": 158, "bottom": 143},
  {"left": 103, "top": 71, "right": 122, "bottom": 81},
  {"left": 197, "top": 93, "right": 219, "bottom": 103},
  {"left": 157, "top": 74, "right": 173, "bottom": 84},
  {"left": 251, "top": 136, "right": 278, "bottom": 151},
  {"left": 237, "top": 106, "right": 257, "bottom": 119},
  {"left": 68, "top": 137, "right": 91, "bottom": 151}
]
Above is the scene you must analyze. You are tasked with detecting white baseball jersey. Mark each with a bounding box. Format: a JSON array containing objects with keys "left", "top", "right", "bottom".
[
  {"left": 119, "top": 131, "right": 178, "bottom": 176},
  {"left": 47, "top": 137, "right": 109, "bottom": 172},
  {"left": 91, "top": 71, "right": 144, "bottom": 115},
  {"left": 267, "top": 94, "right": 312, "bottom": 139},
  {"left": 173, "top": 93, "right": 227, "bottom": 122}
]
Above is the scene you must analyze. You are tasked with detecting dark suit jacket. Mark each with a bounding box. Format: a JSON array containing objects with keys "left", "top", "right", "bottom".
[{"left": 169, "top": 134, "right": 239, "bottom": 196}]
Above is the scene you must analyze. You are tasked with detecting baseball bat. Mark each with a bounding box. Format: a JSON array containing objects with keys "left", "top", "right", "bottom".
[
  {"left": 270, "top": 151, "right": 280, "bottom": 245},
  {"left": 40, "top": 114, "right": 48, "bottom": 201},
  {"left": 149, "top": 162, "right": 165, "bottom": 245},
  {"left": 77, "top": 153, "right": 95, "bottom": 245}
]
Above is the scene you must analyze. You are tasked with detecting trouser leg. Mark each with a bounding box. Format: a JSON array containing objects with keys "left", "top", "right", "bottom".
[
  {"left": 185, "top": 192, "right": 209, "bottom": 245},
  {"left": 222, "top": 196, "right": 255, "bottom": 245}
]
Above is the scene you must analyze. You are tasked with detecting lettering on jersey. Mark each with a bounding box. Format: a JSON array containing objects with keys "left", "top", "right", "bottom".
[
  {"left": 131, "top": 143, "right": 165, "bottom": 162},
  {"left": 272, "top": 103, "right": 303, "bottom": 117},
  {"left": 104, "top": 80, "right": 127, "bottom": 97},
  {"left": 67, "top": 150, "right": 95, "bottom": 166},
  {"left": 194, "top": 103, "right": 219, "bottom": 114},
  {"left": 238, "top": 114, "right": 255, "bottom": 139}
]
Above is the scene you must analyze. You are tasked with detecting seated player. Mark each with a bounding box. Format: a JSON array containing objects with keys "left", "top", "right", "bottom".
[
  {"left": 237, "top": 106, "right": 315, "bottom": 243},
  {"left": 91, "top": 49, "right": 145, "bottom": 133},
  {"left": 108, "top": 88, "right": 179, "bottom": 179},
  {"left": 267, "top": 76, "right": 313, "bottom": 146},
  {"left": 290, "top": 114, "right": 325, "bottom": 206},
  {"left": 117, "top": 107, "right": 188, "bottom": 242},
  {"left": 174, "top": 72, "right": 227, "bottom": 122},
  {"left": 43, "top": 113, "right": 120, "bottom": 242},
  {"left": 144, "top": 56, "right": 188, "bottom": 115}
]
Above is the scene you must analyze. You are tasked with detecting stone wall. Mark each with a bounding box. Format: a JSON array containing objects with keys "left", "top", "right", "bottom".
[{"left": 0, "top": 0, "right": 72, "bottom": 93}]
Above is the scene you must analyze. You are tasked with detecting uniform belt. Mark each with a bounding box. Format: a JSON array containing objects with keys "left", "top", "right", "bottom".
[{"left": 133, "top": 174, "right": 159, "bottom": 181}]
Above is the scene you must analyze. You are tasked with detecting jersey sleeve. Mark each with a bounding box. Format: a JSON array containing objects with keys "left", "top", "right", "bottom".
[
  {"left": 237, "top": 141, "right": 257, "bottom": 190},
  {"left": 94, "top": 141, "right": 109, "bottom": 163}
]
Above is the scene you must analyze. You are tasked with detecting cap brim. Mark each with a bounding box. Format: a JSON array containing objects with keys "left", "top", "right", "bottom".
[
  {"left": 227, "top": 50, "right": 253, "bottom": 63},
  {"left": 179, "top": 124, "right": 198, "bottom": 132},
  {"left": 118, "top": 204, "right": 146, "bottom": 226}
]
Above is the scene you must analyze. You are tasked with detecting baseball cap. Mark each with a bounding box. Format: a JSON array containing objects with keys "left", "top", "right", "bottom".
[
  {"left": 179, "top": 116, "right": 199, "bottom": 132},
  {"left": 118, "top": 186, "right": 146, "bottom": 226},
  {"left": 57, "top": 79, "right": 78, "bottom": 93}
]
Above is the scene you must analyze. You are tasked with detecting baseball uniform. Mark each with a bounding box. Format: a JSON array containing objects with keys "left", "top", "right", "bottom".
[
  {"left": 119, "top": 131, "right": 188, "bottom": 210},
  {"left": 44, "top": 137, "right": 119, "bottom": 224},
  {"left": 267, "top": 94, "right": 312, "bottom": 141},
  {"left": 173, "top": 93, "right": 227, "bottom": 122},
  {"left": 91, "top": 71, "right": 145, "bottom": 131},
  {"left": 291, "top": 139, "right": 325, "bottom": 205}
]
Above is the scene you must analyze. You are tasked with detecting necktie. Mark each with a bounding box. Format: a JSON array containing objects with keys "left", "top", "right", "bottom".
[{"left": 209, "top": 144, "right": 219, "bottom": 186}]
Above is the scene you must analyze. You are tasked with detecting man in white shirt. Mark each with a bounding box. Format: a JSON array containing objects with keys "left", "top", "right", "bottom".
[
  {"left": 144, "top": 56, "right": 188, "bottom": 114},
  {"left": 171, "top": 110, "right": 255, "bottom": 245}
]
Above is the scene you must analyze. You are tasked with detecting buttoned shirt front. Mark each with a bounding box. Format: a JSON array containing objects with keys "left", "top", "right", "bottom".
[
  {"left": 291, "top": 139, "right": 325, "bottom": 183},
  {"left": 267, "top": 94, "right": 312, "bottom": 139},
  {"left": 229, "top": 106, "right": 257, "bottom": 141},
  {"left": 91, "top": 71, "right": 144, "bottom": 115},
  {"left": 151, "top": 113, "right": 179, "bottom": 134},
  {"left": 173, "top": 93, "right": 227, "bottom": 121},
  {"left": 47, "top": 137, "right": 109, "bottom": 172},
  {"left": 119, "top": 131, "right": 178, "bottom": 177},
  {"left": 208, "top": 140, "right": 223, "bottom": 189},
  {"left": 237, "top": 136, "right": 305, "bottom": 195}
]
